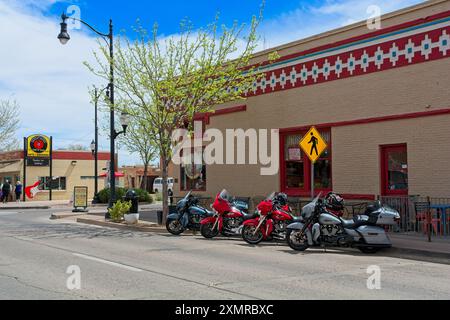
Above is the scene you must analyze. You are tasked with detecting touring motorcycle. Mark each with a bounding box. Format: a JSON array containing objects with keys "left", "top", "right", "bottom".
[
  {"left": 166, "top": 191, "right": 212, "bottom": 235},
  {"left": 242, "top": 192, "right": 302, "bottom": 245},
  {"left": 200, "top": 189, "right": 256, "bottom": 239},
  {"left": 286, "top": 193, "right": 400, "bottom": 254}
]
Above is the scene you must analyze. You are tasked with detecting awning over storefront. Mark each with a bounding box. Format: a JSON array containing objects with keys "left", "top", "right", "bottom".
[
  {"left": 0, "top": 160, "right": 22, "bottom": 174},
  {"left": 99, "top": 172, "right": 125, "bottom": 178}
]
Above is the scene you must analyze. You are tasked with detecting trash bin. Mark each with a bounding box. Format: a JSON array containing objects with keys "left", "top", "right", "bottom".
[
  {"left": 157, "top": 210, "right": 163, "bottom": 225},
  {"left": 124, "top": 189, "right": 139, "bottom": 214}
]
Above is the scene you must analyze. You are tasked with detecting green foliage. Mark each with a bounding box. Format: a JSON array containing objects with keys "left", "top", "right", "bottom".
[
  {"left": 108, "top": 200, "right": 132, "bottom": 222},
  {"left": 97, "top": 188, "right": 127, "bottom": 204},
  {"left": 98, "top": 187, "right": 153, "bottom": 204},
  {"left": 134, "top": 188, "right": 153, "bottom": 203},
  {"left": 154, "top": 193, "right": 163, "bottom": 202},
  {"left": 85, "top": 2, "right": 275, "bottom": 218}
]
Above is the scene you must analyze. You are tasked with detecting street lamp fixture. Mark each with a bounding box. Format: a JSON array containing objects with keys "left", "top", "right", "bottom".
[
  {"left": 58, "top": 12, "right": 117, "bottom": 219},
  {"left": 57, "top": 14, "right": 70, "bottom": 45},
  {"left": 120, "top": 112, "right": 130, "bottom": 134},
  {"left": 90, "top": 139, "right": 96, "bottom": 156}
]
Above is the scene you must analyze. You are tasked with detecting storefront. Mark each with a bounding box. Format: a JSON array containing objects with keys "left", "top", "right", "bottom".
[
  {"left": 0, "top": 150, "right": 111, "bottom": 201},
  {"left": 174, "top": 0, "right": 450, "bottom": 200}
]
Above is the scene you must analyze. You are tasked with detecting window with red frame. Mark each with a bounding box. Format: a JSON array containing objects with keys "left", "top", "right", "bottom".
[
  {"left": 180, "top": 147, "right": 207, "bottom": 191},
  {"left": 282, "top": 129, "right": 332, "bottom": 195}
]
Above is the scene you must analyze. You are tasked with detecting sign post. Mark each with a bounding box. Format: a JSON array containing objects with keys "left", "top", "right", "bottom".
[
  {"left": 299, "top": 127, "right": 328, "bottom": 200},
  {"left": 24, "top": 134, "right": 52, "bottom": 201}
]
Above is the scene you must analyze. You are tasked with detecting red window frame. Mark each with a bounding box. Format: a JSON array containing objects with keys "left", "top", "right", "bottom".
[
  {"left": 280, "top": 129, "right": 332, "bottom": 197},
  {"left": 380, "top": 144, "right": 408, "bottom": 196},
  {"left": 180, "top": 147, "right": 207, "bottom": 192}
]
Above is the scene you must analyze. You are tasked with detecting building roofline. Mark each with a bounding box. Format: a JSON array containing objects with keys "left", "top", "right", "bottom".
[{"left": 252, "top": 0, "right": 448, "bottom": 60}]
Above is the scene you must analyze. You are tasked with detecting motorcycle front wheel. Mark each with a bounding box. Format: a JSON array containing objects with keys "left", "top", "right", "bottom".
[
  {"left": 286, "top": 229, "right": 309, "bottom": 251},
  {"left": 242, "top": 225, "right": 264, "bottom": 245},
  {"left": 166, "top": 219, "right": 184, "bottom": 235},
  {"left": 200, "top": 222, "right": 220, "bottom": 239}
]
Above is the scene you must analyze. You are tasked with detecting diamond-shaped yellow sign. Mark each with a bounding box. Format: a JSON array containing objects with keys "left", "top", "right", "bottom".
[{"left": 299, "top": 127, "right": 328, "bottom": 163}]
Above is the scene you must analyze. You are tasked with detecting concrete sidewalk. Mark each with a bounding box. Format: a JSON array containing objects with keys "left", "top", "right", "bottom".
[
  {"left": 389, "top": 233, "right": 450, "bottom": 257},
  {"left": 0, "top": 200, "right": 72, "bottom": 210}
]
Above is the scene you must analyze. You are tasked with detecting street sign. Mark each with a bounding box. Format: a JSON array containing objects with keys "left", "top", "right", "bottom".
[
  {"left": 26, "top": 158, "right": 50, "bottom": 167},
  {"left": 299, "top": 127, "right": 328, "bottom": 200},
  {"left": 299, "top": 127, "right": 328, "bottom": 163}
]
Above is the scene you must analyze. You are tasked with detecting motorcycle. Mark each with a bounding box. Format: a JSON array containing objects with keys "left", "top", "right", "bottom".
[
  {"left": 166, "top": 191, "right": 211, "bottom": 235},
  {"left": 200, "top": 189, "right": 257, "bottom": 239},
  {"left": 286, "top": 193, "right": 401, "bottom": 254},
  {"left": 242, "top": 192, "right": 302, "bottom": 245}
]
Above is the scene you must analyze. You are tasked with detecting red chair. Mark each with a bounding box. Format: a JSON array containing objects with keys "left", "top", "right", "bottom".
[{"left": 416, "top": 211, "right": 441, "bottom": 235}]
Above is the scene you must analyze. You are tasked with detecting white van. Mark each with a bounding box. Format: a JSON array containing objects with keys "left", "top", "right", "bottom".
[{"left": 153, "top": 177, "right": 174, "bottom": 193}]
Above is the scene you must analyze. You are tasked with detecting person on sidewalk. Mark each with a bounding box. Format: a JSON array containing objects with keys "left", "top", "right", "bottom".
[
  {"left": 15, "top": 181, "right": 23, "bottom": 203},
  {"left": 2, "top": 180, "right": 11, "bottom": 204}
]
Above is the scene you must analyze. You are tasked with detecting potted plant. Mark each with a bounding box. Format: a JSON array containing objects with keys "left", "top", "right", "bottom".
[{"left": 108, "top": 200, "right": 132, "bottom": 223}]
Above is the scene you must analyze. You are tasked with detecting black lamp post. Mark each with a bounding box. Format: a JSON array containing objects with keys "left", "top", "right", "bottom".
[{"left": 58, "top": 13, "right": 126, "bottom": 218}]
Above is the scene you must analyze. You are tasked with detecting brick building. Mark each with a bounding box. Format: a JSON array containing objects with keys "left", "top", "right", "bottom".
[{"left": 173, "top": 0, "right": 450, "bottom": 200}]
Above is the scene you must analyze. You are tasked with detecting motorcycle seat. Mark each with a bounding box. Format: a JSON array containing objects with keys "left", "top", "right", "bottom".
[{"left": 340, "top": 218, "right": 371, "bottom": 229}]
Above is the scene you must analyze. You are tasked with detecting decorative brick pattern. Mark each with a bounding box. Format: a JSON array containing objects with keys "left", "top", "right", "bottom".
[{"left": 246, "top": 19, "right": 450, "bottom": 97}]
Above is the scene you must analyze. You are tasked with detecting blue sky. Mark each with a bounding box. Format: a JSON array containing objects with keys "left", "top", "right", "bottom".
[{"left": 0, "top": 0, "right": 424, "bottom": 165}]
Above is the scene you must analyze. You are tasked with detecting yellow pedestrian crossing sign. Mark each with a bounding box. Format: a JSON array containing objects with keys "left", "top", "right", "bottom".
[{"left": 300, "top": 127, "right": 328, "bottom": 163}]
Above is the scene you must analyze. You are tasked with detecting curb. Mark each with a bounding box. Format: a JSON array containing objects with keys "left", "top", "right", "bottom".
[
  {"left": 50, "top": 213, "right": 86, "bottom": 220},
  {"left": 0, "top": 206, "right": 50, "bottom": 210},
  {"left": 77, "top": 217, "right": 165, "bottom": 233}
]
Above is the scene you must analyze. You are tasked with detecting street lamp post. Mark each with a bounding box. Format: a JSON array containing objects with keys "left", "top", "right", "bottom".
[{"left": 58, "top": 13, "right": 129, "bottom": 218}]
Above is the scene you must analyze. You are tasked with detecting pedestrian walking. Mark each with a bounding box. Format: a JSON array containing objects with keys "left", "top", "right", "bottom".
[
  {"left": 15, "top": 181, "right": 23, "bottom": 202},
  {"left": 2, "top": 180, "right": 11, "bottom": 204}
]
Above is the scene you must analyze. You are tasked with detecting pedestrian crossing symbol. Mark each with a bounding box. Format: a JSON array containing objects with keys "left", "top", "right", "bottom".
[{"left": 299, "top": 127, "right": 328, "bottom": 163}]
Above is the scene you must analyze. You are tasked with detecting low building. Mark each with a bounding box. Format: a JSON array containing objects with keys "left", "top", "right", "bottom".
[
  {"left": 173, "top": 0, "right": 450, "bottom": 200},
  {"left": 0, "top": 150, "right": 111, "bottom": 201},
  {"left": 121, "top": 163, "right": 176, "bottom": 193}
]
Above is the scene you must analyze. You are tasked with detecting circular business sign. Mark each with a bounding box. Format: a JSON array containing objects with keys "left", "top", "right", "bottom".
[{"left": 29, "top": 136, "right": 48, "bottom": 154}]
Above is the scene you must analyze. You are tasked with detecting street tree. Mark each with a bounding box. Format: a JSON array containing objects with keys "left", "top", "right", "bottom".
[
  {"left": 117, "top": 118, "right": 158, "bottom": 191},
  {"left": 86, "top": 7, "right": 277, "bottom": 220},
  {"left": 0, "top": 99, "right": 20, "bottom": 152}
]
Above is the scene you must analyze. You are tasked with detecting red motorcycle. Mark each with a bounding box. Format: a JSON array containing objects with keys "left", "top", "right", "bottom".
[
  {"left": 200, "top": 189, "right": 256, "bottom": 239},
  {"left": 242, "top": 192, "right": 301, "bottom": 245}
]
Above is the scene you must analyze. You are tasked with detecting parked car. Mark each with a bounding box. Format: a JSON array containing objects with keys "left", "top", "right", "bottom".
[{"left": 153, "top": 177, "right": 174, "bottom": 193}]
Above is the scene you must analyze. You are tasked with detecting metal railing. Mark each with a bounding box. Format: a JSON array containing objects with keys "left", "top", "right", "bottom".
[{"left": 380, "top": 195, "right": 450, "bottom": 237}]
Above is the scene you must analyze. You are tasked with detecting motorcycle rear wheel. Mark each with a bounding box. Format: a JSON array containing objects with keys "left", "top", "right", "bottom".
[
  {"left": 287, "top": 229, "right": 309, "bottom": 251},
  {"left": 242, "top": 225, "right": 264, "bottom": 245},
  {"left": 200, "top": 222, "right": 220, "bottom": 239},
  {"left": 166, "top": 219, "right": 184, "bottom": 235}
]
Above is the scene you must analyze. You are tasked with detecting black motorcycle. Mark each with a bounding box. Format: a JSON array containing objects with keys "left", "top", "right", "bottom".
[{"left": 166, "top": 191, "right": 211, "bottom": 235}]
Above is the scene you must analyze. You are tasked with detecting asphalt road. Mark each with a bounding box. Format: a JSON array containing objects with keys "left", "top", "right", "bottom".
[{"left": 0, "top": 209, "right": 449, "bottom": 300}]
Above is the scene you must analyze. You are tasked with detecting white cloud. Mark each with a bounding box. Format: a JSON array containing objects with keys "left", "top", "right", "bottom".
[
  {"left": 0, "top": 0, "right": 139, "bottom": 165},
  {"left": 258, "top": 0, "right": 424, "bottom": 49}
]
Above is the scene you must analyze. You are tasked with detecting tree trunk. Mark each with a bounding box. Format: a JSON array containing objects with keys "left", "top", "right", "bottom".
[
  {"left": 161, "top": 156, "right": 169, "bottom": 223},
  {"left": 141, "top": 163, "right": 149, "bottom": 191}
]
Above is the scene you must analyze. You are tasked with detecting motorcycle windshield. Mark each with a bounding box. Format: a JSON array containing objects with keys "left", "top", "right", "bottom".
[
  {"left": 219, "top": 189, "right": 233, "bottom": 202},
  {"left": 301, "top": 192, "right": 323, "bottom": 218},
  {"left": 265, "top": 192, "right": 277, "bottom": 201},
  {"left": 183, "top": 190, "right": 192, "bottom": 201}
]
